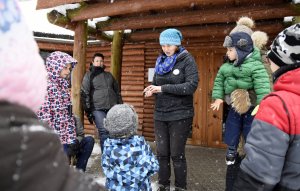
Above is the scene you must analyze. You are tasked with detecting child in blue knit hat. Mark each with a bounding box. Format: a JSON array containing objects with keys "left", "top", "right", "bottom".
[
  {"left": 101, "top": 104, "right": 159, "bottom": 191},
  {"left": 211, "top": 31, "right": 271, "bottom": 165}
]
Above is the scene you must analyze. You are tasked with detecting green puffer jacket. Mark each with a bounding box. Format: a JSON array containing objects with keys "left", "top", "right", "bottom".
[{"left": 212, "top": 47, "right": 271, "bottom": 105}]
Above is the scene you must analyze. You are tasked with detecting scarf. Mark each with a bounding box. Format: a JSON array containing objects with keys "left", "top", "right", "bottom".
[
  {"left": 90, "top": 66, "right": 104, "bottom": 89},
  {"left": 155, "top": 46, "right": 185, "bottom": 75}
]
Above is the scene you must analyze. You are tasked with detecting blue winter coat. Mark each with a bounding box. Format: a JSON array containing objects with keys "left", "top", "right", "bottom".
[{"left": 102, "top": 135, "right": 159, "bottom": 191}]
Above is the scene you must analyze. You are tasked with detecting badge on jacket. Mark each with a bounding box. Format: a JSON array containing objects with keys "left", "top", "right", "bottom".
[{"left": 173, "top": 69, "right": 180, "bottom": 75}]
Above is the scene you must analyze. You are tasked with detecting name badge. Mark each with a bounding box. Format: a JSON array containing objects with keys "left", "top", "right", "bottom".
[{"left": 173, "top": 69, "right": 180, "bottom": 75}]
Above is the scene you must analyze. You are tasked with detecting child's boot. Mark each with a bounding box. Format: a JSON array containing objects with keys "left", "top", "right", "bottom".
[
  {"left": 174, "top": 187, "right": 187, "bottom": 191},
  {"left": 157, "top": 185, "right": 170, "bottom": 191},
  {"left": 225, "top": 146, "right": 237, "bottom": 165}
]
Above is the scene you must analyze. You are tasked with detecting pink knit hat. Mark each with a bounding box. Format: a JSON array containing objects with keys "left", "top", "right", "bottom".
[{"left": 0, "top": 0, "right": 47, "bottom": 112}]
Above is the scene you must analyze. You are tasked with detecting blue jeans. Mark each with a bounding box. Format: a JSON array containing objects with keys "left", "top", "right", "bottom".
[
  {"left": 224, "top": 106, "right": 254, "bottom": 151},
  {"left": 154, "top": 118, "right": 192, "bottom": 189},
  {"left": 93, "top": 110, "right": 109, "bottom": 152},
  {"left": 62, "top": 136, "right": 94, "bottom": 172},
  {"left": 76, "top": 136, "right": 94, "bottom": 172}
]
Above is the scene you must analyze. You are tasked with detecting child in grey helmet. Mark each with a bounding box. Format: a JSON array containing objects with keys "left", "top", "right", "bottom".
[{"left": 101, "top": 104, "right": 159, "bottom": 191}]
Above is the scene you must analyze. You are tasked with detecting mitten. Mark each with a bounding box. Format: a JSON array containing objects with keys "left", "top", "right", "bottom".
[
  {"left": 87, "top": 112, "right": 94, "bottom": 124},
  {"left": 66, "top": 139, "right": 80, "bottom": 157}
]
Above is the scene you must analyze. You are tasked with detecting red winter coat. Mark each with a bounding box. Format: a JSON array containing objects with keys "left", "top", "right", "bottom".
[{"left": 233, "top": 67, "right": 300, "bottom": 191}]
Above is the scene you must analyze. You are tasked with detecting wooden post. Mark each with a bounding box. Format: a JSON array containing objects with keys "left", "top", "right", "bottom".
[
  {"left": 111, "top": 30, "right": 124, "bottom": 87},
  {"left": 72, "top": 21, "right": 87, "bottom": 123}
]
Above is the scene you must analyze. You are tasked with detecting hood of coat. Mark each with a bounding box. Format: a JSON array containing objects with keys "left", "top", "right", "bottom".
[
  {"left": 176, "top": 49, "right": 190, "bottom": 62},
  {"left": 103, "top": 135, "right": 144, "bottom": 149},
  {"left": 103, "top": 135, "right": 147, "bottom": 167},
  {"left": 239, "top": 47, "right": 261, "bottom": 65},
  {"left": 45, "top": 51, "right": 77, "bottom": 84},
  {"left": 273, "top": 67, "right": 300, "bottom": 96}
]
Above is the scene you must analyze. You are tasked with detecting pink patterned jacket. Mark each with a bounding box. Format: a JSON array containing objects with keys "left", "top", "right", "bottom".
[{"left": 37, "top": 51, "right": 77, "bottom": 144}]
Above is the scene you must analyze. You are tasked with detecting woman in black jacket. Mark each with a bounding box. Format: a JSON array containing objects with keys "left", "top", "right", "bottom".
[
  {"left": 144, "top": 28, "right": 199, "bottom": 191},
  {"left": 81, "top": 53, "right": 123, "bottom": 152}
]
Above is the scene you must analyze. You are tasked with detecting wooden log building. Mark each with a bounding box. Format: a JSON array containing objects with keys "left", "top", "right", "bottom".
[{"left": 35, "top": 0, "right": 300, "bottom": 148}]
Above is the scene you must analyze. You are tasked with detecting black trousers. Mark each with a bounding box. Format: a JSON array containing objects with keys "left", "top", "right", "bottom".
[{"left": 154, "top": 118, "right": 192, "bottom": 189}]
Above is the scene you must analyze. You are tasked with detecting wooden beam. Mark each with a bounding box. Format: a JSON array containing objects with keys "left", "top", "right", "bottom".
[
  {"left": 36, "top": 0, "right": 86, "bottom": 10},
  {"left": 47, "top": 10, "right": 113, "bottom": 41},
  {"left": 37, "top": 41, "right": 73, "bottom": 52},
  {"left": 47, "top": 10, "right": 77, "bottom": 30},
  {"left": 96, "top": 4, "right": 299, "bottom": 31},
  {"left": 111, "top": 30, "right": 124, "bottom": 86},
  {"left": 70, "top": 0, "right": 280, "bottom": 21},
  {"left": 72, "top": 21, "right": 87, "bottom": 123},
  {"left": 127, "top": 21, "right": 286, "bottom": 42}
]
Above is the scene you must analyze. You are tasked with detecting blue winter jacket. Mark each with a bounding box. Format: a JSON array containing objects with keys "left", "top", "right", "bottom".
[{"left": 102, "top": 135, "right": 159, "bottom": 191}]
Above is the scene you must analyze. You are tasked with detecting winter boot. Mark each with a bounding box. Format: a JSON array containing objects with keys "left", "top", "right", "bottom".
[
  {"left": 225, "top": 146, "right": 237, "bottom": 165},
  {"left": 225, "top": 155, "right": 243, "bottom": 191},
  {"left": 157, "top": 185, "right": 170, "bottom": 191},
  {"left": 174, "top": 187, "right": 187, "bottom": 191}
]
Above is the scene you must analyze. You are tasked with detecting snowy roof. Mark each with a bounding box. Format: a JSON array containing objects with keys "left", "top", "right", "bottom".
[{"left": 19, "top": 0, "right": 74, "bottom": 36}]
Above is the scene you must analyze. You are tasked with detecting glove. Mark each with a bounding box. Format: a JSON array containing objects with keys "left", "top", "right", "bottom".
[
  {"left": 66, "top": 139, "right": 80, "bottom": 157},
  {"left": 87, "top": 112, "right": 94, "bottom": 124}
]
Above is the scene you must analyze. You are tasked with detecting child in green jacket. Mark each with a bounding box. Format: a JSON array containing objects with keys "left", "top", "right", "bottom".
[{"left": 211, "top": 32, "right": 271, "bottom": 165}]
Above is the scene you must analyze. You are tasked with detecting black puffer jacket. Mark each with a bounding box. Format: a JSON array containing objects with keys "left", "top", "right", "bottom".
[
  {"left": 81, "top": 66, "right": 123, "bottom": 112},
  {"left": 153, "top": 50, "right": 199, "bottom": 121},
  {"left": 0, "top": 102, "right": 103, "bottom": 191}
]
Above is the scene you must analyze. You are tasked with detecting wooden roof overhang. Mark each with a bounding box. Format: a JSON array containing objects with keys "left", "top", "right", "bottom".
[
  {"left": 37, "top": 0, "right": 300, "bottom": 43},
  {"left": 36, "top": 0, "right": 300, "bottom": 124}
]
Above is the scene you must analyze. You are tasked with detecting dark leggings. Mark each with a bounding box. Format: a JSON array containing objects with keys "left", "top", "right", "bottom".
[{"left": 154, "top": 118, "right": 192, "bottom": 189}]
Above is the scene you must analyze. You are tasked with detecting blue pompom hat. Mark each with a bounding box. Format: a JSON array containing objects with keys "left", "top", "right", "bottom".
[
  {"left": 159, "top": 28, "right": 183, "bottom": 46},
  {"left": 223, "top": 32, "right": 254, "bottom": 66}
]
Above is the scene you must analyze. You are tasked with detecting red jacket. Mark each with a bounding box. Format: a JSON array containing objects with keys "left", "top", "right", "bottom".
[{"left": 234, "top": 67, "right": 300, "bottom": 191}]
